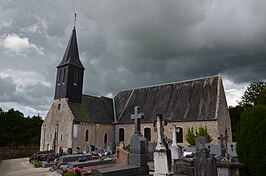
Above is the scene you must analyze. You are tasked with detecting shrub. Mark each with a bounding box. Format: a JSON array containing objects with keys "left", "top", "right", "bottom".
[
  {"left": 185, "top": 126, "right": 212, "bottom": 146},
  {"left": 237, "top": 105, "right": 266, "bottom": 176},
  {"left": 123, "top": 144, "right": 130, "bottom": 152},
  {"left": 63, "top": 171, "right": 77, "bottom": 176},
  {"left": 33, "top": 161, "right": 42, "bottom": 168}
]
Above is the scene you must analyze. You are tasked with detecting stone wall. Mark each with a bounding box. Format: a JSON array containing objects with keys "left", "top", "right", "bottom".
[
  {"left": 40, "top": 98, "right": 74, "bottom": 152},
  {"left": 0, "top": 146, "right": 39, "bottom": 161},
  {"left": 73, "top": 123, "right": 114, "bottom": 149},
  {"left": 115, "top": 121, "right": 219, "bottom": 147},
  {"left": 216, "top": 77, "right": 233, "bottom": 142}
]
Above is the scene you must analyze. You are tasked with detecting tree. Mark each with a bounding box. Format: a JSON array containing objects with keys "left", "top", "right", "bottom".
[
  {"left": 229, "top": 106, "right": 244, "bottom": 141},
  {"left": 255, "top": 88, "right": 266, "bottom": 105},
  {"left": 238, "top": 82, "right": 266, "bottom": 106},
  {"left": 0, "top": 108, "right": 43, "bottom": 147},
  {"left": 185, "top": 126, "right": 212, "bottom": 146},
  {"left": 237, "top": 105, "right": 266, "bottom": 175}
]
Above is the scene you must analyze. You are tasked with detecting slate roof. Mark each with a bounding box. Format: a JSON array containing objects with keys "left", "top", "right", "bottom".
[
  {"left": 68, "top": 95, "right": 114, "bottom": 124},
  {"left": 57, "top": 27, "right": 85, "bottom": 69},
  {"left": 68, "top": 75, "right": 222, "bottom": 124},
  {"left": 114, "top": 75, "right": 220, "bottom": 124}
]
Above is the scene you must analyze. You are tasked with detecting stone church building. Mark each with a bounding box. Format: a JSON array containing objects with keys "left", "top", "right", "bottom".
[{"left": 40, "top": 26, "right": 232, "bottom": 153}]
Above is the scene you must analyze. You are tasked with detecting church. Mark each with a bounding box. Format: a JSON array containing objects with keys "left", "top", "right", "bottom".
[{"left": 40, "top": 26, "right": 232, "bottom": 153}]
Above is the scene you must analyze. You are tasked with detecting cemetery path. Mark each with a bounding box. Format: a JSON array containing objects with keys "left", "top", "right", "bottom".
[{"left": 0, "top": 157, "right": 60, "bottom": 176}]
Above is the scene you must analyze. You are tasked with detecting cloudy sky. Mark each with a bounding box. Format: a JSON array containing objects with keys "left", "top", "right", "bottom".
[{"left": 0, "top": 0, "right": 266, "bottom": 117}]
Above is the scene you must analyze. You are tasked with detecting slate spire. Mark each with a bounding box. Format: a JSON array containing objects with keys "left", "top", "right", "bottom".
[
  {"left": 57, "top": 26, "right": 84, "bottom": 69},
  {"left": 54, "top": 23, "right": 85, "bottom": 103}
]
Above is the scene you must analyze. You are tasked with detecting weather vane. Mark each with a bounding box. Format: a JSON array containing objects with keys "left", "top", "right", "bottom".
[{"left": 74, "top": 13, "right": 77, "bottom": 27}]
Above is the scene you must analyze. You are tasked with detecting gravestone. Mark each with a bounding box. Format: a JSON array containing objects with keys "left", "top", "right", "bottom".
[
  {"left": 183, "top": 146, "right": 196, "bottom": 157},
  {"left": 128, "top": 106, "right": 148, "bottom": 167},
  {"left": 193, "top": 136, "right": 217, "bottom": 176},
  {"left": 153, "top": 114, "right": 172, "bottom": 176},
  {"left": 91, "top": 106, "right": 148, "bottom": 176},
  {"left": 85, "top": 145, "right": 91, "bottom": 153},
  {"left": 60, "top": 153, "right": 92, "bottom": 164},
  {"left": 227, "top": 142, "right": 237, "bottom": 161},
  {"left": 147, "top": 141, "right": 155, "bottom": 161},
  {"left": 67, "top": 148, "right": 72, "bottom": 155},
  {"left": 205, "top": 143, "right": 221, "bottom": 158},
  {"left": 169, "top": 124, "right": 182, "bottom": 162},
  {"left": 217, "top": 134, "right": 228, "bottom": 158},
  {"left": 59, "top": 147, "right": 63, "bottom": 156}
]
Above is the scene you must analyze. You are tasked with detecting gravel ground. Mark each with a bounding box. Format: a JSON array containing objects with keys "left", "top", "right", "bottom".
[{"left": 0, "top": 157, "right": 60, "bottom": 176}]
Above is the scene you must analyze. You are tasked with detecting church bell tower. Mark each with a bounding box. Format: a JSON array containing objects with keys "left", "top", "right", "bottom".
[{"left": 54, "top": 25, "right": 85, "bottom": 103}]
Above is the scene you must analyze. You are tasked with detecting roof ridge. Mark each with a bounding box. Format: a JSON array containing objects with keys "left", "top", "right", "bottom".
[{"left": 116, "top": 89, "right": 135, "bottom": 122}]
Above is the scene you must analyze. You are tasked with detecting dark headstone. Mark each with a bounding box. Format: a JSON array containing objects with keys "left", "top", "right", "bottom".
[
  {"left": 173, "top": 158, "right": 194, "bottom": 176},
  {"left": 128, "top": 106, "right": 148, "bottom": 167},
  {"left": 67, "top": 148, "right": 72, "bottom": 155},
  {"left": 193, "top": 136, "right": 217, "bottom": 176},
  {"left": 59, "top": 147, "right": 63, "bottom": 156},
  {"left": 128, "top": 134, "right": 148, "bottom": 166},
  {"left": 92, "top": 106, "right": 149, "bottom": 176},
  {"left": 195, "top": 136, "right": 208, "bottom": 150}
]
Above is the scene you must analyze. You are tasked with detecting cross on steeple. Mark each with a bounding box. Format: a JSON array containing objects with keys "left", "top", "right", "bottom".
[
  {"left": 74, "top": 13, "right": 77, "bottom": 27},
  {"left": 131, "top": 106, "right": 144, "bottom": 134}
]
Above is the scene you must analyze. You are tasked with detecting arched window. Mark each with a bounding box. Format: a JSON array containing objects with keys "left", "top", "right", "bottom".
[
  {"left": 144, "top": 128, "right": 151, "bottom": 141},
  {"left": 104, "top": 133, "right": 108, "bottom": 144},
  {"left": 85, "top": 129, "right": 89, "bottom": 142},
  {"left": 119, "top": 128, "right": 125, "bottom": 142},
  {"left": 176, "top": 127, "right": 183, "bottom": 143}
]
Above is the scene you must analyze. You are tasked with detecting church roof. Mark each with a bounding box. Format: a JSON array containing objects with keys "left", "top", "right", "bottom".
[
  {"left": 114, "top": 75, "right": 221, "bottom": 124},
  {"left": 68, "top": 95, "right": 114, "bottom": 124},
  {"left": 57, "top": 27, "right": 85, "bottom": 69}
]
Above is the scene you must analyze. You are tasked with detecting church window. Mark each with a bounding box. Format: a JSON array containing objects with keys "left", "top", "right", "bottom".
[
  {"left": 58, "top": 70, "right": 62, "bottom": 84},
  {"left": 58, "top": 104, "right": 61, "bottom": 110},
  {"left": 104, "top": 133, "right": 108, "bottom": 144},
  {"left": 176, "top": 127, "right": 183, "bottom": 143},
  {"left": 85, "top": 129, "right": 89, "bottom": 142},
  {"left": 74, "top": 69, "right": 78, "bottom": 85},
  {"left": 118, "top": 128, "right": 125, "bottom": 142},
  {"left": 63, "top": 69, "right": 66, "bottom": 83},
  {"left": 144, "top": 128, "right": 151, "bottom": 141}
]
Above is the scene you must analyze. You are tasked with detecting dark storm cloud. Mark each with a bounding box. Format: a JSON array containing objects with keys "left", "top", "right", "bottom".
[
  {"left": 0, "top": 0, "right": 266, "bottom": 115},
  {"left": 0, "top": 76, "right": 51, "bottom": 110}
]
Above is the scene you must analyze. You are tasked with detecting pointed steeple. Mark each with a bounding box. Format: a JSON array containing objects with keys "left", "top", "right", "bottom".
[
  {"left": 54, "top": 24, "right": 85, "bottom": 103},
  {"left": 57, "top": 27, "right": 84, "bottom": 69}
]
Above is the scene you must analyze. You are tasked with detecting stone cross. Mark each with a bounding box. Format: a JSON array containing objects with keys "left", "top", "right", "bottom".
[
  {"left": 218, "top": 134, "right": 228, "bottom": 157},
  {"left": 153, "top": 114, "right": 167, "bottom": 147},
  {"left": 131, "top": 106, "right": 144, "bottom": 134}
]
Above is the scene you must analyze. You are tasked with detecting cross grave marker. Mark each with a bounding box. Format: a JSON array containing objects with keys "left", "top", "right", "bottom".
[{"left": 131, "top": 106, "right": 144, "bottom": 134}]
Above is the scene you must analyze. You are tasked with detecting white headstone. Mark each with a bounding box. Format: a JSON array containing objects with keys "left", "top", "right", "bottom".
[
  {"left": 154, "top": 114, "right": 172, "bottom": 176},
  {"left": 169, "top": 124, "right": 182, "bottom": 161}
]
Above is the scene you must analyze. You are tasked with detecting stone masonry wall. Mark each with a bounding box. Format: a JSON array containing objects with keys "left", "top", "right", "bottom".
[
  {"left": 0, "top": 146, "right": 39, "bottom": 161},
  {"left": 115, "top": 120, "right": 219, "bottom": 147},
  {"left": 73, "top": 123, "right": 114, "bottom": 150},
  {"left": 216, "top": 77, "right": 232, "bottom": 142},
  {"left": 40, "top": 98, "right": 74, "bottom": 152}
]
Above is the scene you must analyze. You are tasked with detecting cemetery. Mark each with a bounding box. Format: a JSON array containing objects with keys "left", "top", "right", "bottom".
[{"left": 27, "top": 106, "right": 246, "bottom": 176}]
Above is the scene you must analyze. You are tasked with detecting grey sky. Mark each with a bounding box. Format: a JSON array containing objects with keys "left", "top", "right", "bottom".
[{"left": 0, "top": 0, "right": 265, "bottom": 117}]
